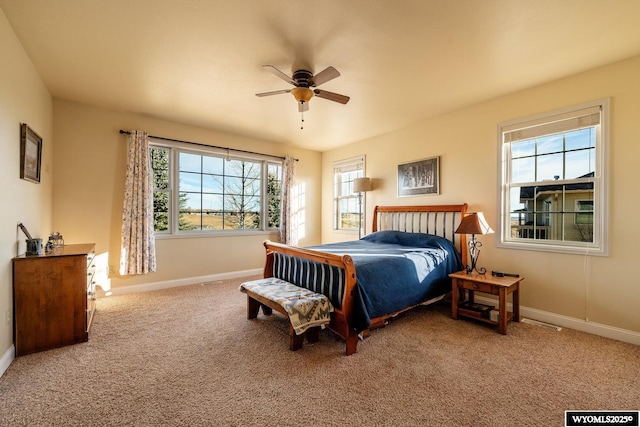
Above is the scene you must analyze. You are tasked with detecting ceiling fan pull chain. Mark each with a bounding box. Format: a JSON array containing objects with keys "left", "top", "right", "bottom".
[{"left": 300, "top": 107, "right": 304, "bottom": 129}]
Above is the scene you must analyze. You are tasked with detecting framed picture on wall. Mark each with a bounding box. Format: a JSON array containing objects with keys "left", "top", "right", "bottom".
[
  {"left": 397, "top": 156, "right": 440, "bottom": 197},
  {"left": 20, "top": 123, "right": 42, "bottom": 184}
]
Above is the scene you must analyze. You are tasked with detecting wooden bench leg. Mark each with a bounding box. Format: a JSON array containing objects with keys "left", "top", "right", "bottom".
[
  {"left": 290, "top": 327, "right": 324, "bottom": 351},
  {"left": 248, "top": 295, "right": 274, "bottom": 320},
  {"left": 247, "top": 295, "right": 260, "bottom": 319},
  {"left": 306, "top": 326, "right": 320, "bottom": 344},
  {"left": 246, "top": 289, "right": 331, "bottom": 352},
  {"left": 289, "top": 324, "right": 304, "bottom": 351}
]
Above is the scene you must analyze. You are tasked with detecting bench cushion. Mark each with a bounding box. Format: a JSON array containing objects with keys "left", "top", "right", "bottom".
[{"left": 240, "top": 277, "right": 334, "bottom": 335}]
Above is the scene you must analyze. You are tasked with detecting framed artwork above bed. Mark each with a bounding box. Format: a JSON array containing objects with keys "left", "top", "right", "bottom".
[{"left": 397, "top": 156, "right": 439, "bottom": 197}]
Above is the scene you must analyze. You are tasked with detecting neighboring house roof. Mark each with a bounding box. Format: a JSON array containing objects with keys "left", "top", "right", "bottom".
[{"left": 519, "top": 172, "right": 594, "bottom": 201}]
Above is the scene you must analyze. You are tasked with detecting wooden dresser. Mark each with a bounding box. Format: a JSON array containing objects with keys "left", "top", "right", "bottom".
[{"left": 12, "top": 244, "right": 96, "bottom": 356}]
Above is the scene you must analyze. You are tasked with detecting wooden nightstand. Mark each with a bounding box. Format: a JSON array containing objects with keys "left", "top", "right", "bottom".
[{"left": 449, "top": 271, "right": 524, "bottom": 335}]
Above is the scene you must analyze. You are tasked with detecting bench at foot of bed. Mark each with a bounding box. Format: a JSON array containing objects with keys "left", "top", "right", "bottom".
[{"left": 240, "top": 277, "right": 334, "bottom": 352}]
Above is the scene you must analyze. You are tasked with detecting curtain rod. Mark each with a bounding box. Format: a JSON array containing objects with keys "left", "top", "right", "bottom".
[{"left": 119, "top": 130, "right": 298, "bottom": 162}]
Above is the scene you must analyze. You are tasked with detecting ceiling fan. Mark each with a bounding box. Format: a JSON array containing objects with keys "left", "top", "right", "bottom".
[{"left": 255, "top": 65, "right": 350, "bottom": 113}]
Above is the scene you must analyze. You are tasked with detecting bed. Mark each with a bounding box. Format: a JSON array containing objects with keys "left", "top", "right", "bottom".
[{"left": 262, "top": 204, "right": 468, "bottom": 355}]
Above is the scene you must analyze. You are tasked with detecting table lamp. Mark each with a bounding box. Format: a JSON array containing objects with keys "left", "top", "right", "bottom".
[{"left": 454, "top": 212, "right": 494, "bottom": 275}]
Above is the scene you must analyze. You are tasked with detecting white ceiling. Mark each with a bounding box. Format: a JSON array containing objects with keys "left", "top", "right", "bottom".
[{"left": 3, "top": 0, "right": 640, "bottom": 151}]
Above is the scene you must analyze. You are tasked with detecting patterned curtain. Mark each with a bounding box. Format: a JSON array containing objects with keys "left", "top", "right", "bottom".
[
  {"left": 279, "top": 156, "right": 297, "bottom": 246},
  {"left": 119, "top": 130, "right": 156, "bottom": 275}
]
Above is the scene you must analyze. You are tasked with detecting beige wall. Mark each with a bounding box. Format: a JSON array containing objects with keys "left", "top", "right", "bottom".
[
  {"left": 52, "top": 100, "right": 322, "bottom": 290},
  {"left": 322, "top": 55, "right": 640, "bottom": 334},
  {"left": 0, "top": 11, "right": 53, "bottom": 357}
]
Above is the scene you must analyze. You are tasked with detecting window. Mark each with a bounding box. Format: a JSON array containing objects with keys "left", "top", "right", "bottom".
[
  {"left": 333, "top": 156, "right": 365, "bottom": 231},
  {"left": 498, "top": 99, "right": 609, "bottom": 255},
  {"left": 150, "top": 140, "right": 283, "bottom": 235}
]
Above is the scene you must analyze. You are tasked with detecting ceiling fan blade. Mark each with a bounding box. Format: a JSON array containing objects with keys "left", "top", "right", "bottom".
[
  {"left": 313, "top": 89, "right": 350, "bottom": 104},
  {"left": 255, "top": 89, "right": 291, "bottom": 97},
  {"left": 262, "top": 65, "right": 295, "bottom": 85},
  {"left": 309, "top": 66, "right": 340, "bottom": 87},
  {"left": 298, "top": 101, "right": 309, "bottom": 112}
]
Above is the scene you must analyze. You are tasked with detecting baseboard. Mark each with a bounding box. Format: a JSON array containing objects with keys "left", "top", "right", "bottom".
[
  {"left": 474, "top": 295, "right": 640, "bottom": 346},
  {"left": 0, "top": 345, "right": 15, "bottom": 378},
  {"left": 100, "top": 268, "right": 263, "bottom": 297}
]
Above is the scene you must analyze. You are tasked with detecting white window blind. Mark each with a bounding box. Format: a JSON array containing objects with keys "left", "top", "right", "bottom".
[
  {"left": 333, "top": 156, "right": 364, "bottom": 173},
  {"left": 503, "top": 106, "right": 601, "bottom": 143}
]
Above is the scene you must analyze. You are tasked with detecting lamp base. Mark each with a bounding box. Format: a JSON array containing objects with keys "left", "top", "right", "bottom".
[
  {"left": 465, "top": 265, "right": 487, "bottom": 275},
  {"left": 466, "top": 235, "right": 487, "bottom": 275},
  {"left": 357, "top": 192, "right": 363, "bottom": 240}
]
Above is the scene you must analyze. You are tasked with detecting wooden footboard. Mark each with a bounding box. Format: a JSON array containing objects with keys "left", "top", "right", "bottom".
[{"left": 263, "top": 241, "right": 360, "bottom": 355}]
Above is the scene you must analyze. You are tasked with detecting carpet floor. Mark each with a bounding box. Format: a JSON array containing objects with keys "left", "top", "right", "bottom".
[{"left": 0, "top": 275, "right": 638, "bottom": 426}]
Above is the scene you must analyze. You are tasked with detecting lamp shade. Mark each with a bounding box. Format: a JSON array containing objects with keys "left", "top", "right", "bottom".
[
  {"left": 353, "top": 177, "right": 372, "bottom": 193},
  {"left": 455, "top": 212, "right": 494, "bottom": 235}
]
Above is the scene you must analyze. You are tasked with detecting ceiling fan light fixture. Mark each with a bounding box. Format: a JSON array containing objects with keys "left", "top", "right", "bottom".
[
  {"left": 290, "top": 87, "right": 314, "bottom": 103},
  {"left": 256, "top": 64, "right": 348, "bottom": 130}
]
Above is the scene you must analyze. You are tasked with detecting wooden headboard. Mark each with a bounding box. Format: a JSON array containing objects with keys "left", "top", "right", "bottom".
[{"left": 372, "top": 204, "right": 469, "bottom": 267}]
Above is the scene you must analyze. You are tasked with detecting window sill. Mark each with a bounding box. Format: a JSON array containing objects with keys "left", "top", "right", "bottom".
[
  {"left": 154, "top": 230, "right": 279, "bottom": 240},
  {"left": 497, "top": 240, "right": 608, "bottom": 256}
]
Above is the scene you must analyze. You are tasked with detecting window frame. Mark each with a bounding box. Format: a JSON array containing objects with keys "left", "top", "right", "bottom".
[
  {"left": 150, "top": 139, "right": 283, "bottom": 238},
  {"left": 497, "top": 99, "right": 609, "bottom": 256},
  {"left": 333, "top": 155, "right": 366, "bottom": 233}
]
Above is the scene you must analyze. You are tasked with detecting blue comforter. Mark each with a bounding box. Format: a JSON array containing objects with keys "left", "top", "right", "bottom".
[{"left": 307, "top": 231, "right": 462, "bottom": 332}]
